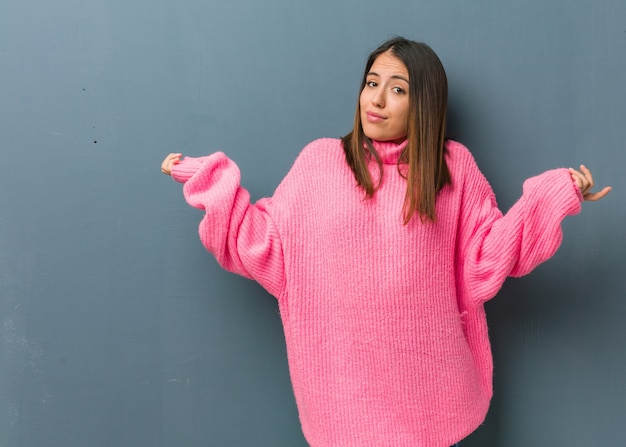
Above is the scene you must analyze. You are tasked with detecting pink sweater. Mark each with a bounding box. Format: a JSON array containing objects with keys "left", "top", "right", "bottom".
[{"left": 172, "top": 138, "right": 582, "bottom": 447}]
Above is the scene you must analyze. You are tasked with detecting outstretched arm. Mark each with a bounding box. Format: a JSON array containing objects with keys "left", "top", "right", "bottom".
[
  {"left": 161, "top": 152, "right": 286, "bottom": 298},
  {"left": 460, "top": 160, "right": 610, "bottom": 307}
]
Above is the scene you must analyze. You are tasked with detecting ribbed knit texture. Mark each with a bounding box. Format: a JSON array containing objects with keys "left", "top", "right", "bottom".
[{"left": 172, "top": 139, "right": 582, "bottom": 447}]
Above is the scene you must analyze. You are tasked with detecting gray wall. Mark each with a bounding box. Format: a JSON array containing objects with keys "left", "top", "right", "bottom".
[{"left": 1, "top": 0, "right": 624, "bottom": 446}]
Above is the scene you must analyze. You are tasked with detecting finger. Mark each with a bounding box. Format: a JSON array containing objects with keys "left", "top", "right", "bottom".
[
  {"left": 583, "top": 186, "right": 612, "bottom": 202},
  {"left": 161, "top": 154, "right": 174, "bottom": 170},
  {"left": 169, "top": 153, "right": 182, "bottom": 166},
  {"left": 162, "top": 153, "right": 182, "bottom": 172},
  {"left": 572, "top": 168, "right": 592, "bottom": 192},
  {"left": 569, "top": 169, "right": 586, "bottom": 190},
  {"left": 579, "top": 164, "right": 594, "bottom": 189}
]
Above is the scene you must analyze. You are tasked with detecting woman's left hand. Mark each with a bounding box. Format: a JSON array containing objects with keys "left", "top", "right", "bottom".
[{"left": 569, "top": 164, "right": 611, "bottom": 202}]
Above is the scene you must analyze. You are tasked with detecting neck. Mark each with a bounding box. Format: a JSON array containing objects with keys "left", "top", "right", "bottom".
[{"left": 370, "top": 138, "right": 408, "bottom": 164}]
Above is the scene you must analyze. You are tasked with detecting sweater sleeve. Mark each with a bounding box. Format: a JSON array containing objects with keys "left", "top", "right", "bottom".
[
  {"left": 456, "top": 152, "right": 583, "bottom": 306},
  {"left": 171, "top": 153, "right": 286, "bottom": 298}
]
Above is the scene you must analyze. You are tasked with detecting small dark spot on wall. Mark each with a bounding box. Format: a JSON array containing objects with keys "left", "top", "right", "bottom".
[{"left": 93, "top": 140, "right": 97, "bottom": 144}]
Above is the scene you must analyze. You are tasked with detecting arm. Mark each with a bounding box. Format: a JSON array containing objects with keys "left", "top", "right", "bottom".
[
  {"left": 457, "top": 158, "right": 583, "bottom": 306},
  {"left": 163, "top": 153, "right": 286, "bottom": 298}
]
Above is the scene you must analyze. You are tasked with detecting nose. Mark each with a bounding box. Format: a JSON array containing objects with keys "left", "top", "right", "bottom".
[{"left": 371, "top": 89, "right": 385, "bottom": 108}]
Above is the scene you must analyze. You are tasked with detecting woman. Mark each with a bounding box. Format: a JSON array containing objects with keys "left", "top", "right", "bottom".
[{"left": 161, "top": 37, "right": 609, "bottom": 447}]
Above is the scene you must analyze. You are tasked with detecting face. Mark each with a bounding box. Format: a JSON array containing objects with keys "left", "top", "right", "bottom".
[{"left": 359, "top": 50, "right": 410, "bottom": 143}]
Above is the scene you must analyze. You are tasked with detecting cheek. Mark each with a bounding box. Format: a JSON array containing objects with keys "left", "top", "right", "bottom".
[
  {"left": 359, "top": 90, "right": 368, "bottom": 109},
  {"left": 394, "top": 102, "right": 410, "bottom": 129},
  {"left": 401, "top": 108, "right": 410, "bottom": 128}
]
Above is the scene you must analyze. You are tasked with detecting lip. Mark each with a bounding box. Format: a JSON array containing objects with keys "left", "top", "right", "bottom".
[{"left": 365, "top": 111, "right": 386, "bottom": 122}]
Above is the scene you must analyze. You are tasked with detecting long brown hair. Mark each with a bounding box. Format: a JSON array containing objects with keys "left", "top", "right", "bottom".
[{"left": 342, "top": 37, "right": 451, "bottom": 223}]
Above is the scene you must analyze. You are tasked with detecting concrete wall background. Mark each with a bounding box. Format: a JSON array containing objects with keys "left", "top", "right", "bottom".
[{"left": 1, "top": 1, "right": 624, "bottom": 445}]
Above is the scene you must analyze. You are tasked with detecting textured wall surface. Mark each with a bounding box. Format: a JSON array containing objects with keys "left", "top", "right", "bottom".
[{"left": 1, "top": 1, "right": 624, "bottom": 445}]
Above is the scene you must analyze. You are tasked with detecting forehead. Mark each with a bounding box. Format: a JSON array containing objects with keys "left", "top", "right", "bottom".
[{"left": 369, "top": 51, "right": 408, "bottom": 77}]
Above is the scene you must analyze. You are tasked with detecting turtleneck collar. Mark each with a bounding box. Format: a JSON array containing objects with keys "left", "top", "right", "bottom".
[{"left": 370, "top": 139, "right": 408, "bottom": 165}]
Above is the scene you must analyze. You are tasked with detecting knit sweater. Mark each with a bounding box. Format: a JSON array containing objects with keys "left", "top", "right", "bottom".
[{"left": 171, "top": 138, "right": 583, "bottom": 447}]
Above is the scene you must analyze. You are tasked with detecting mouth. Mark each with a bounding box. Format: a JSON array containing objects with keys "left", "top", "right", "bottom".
[{"left": 364, "top": 111, "right": 386, "bottom": 123}]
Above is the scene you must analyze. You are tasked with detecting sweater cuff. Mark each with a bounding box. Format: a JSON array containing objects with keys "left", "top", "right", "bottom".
[
  {"left": 171, "top": 156, "right": 206, "bottom": 184},
  {"left": 559, "top": 167, "right": 585, "bottom": 208},
  {"left": 524, "top": 167, "right": 583, "bottom": 217},
  {"left": 571, "top": 176, "right": 585, "bottom": 203}
]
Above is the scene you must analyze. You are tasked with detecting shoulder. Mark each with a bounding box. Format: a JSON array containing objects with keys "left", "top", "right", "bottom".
[
  {"left": 268, "top": 138, "right": 347, "bottom": 214},
  {"left": 445, "top": 139, "right": 491, "bottom": 177},
  {"left": 444, "top": 139, "right": 494, "bottom": 194},
  {"left": 272, "top": 137, "right": 345, "bottom": 191},
  {"left": 299, "top": 137, "right": 343, "bottom": 157},
  {"left": 290, "top": 137, "right": 345, "bottom": 170},
  {"left": 445, "top": 139, "right": 478, "bottom": 168}
]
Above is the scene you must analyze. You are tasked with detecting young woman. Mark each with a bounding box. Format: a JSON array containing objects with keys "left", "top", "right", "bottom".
[{"left": 161, "top": 37, "right": 610, "bottom": 447}]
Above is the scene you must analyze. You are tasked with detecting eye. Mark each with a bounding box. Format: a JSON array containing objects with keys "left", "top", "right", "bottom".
[
  {"left": 366, "top": 80, "right": 378, "bottom": 88},
  {"left": 392, "top": 86, "right": 406, "bottom": 94}
]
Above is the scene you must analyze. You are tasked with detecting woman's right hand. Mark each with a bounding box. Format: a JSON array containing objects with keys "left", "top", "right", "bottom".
[{"left": 161, "top": 153, "right": 182, "bottom": 176}]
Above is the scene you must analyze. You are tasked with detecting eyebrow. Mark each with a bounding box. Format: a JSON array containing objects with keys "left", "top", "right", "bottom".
[{"left": 367, "top": 71, "right": 409, "bottom": 84}]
